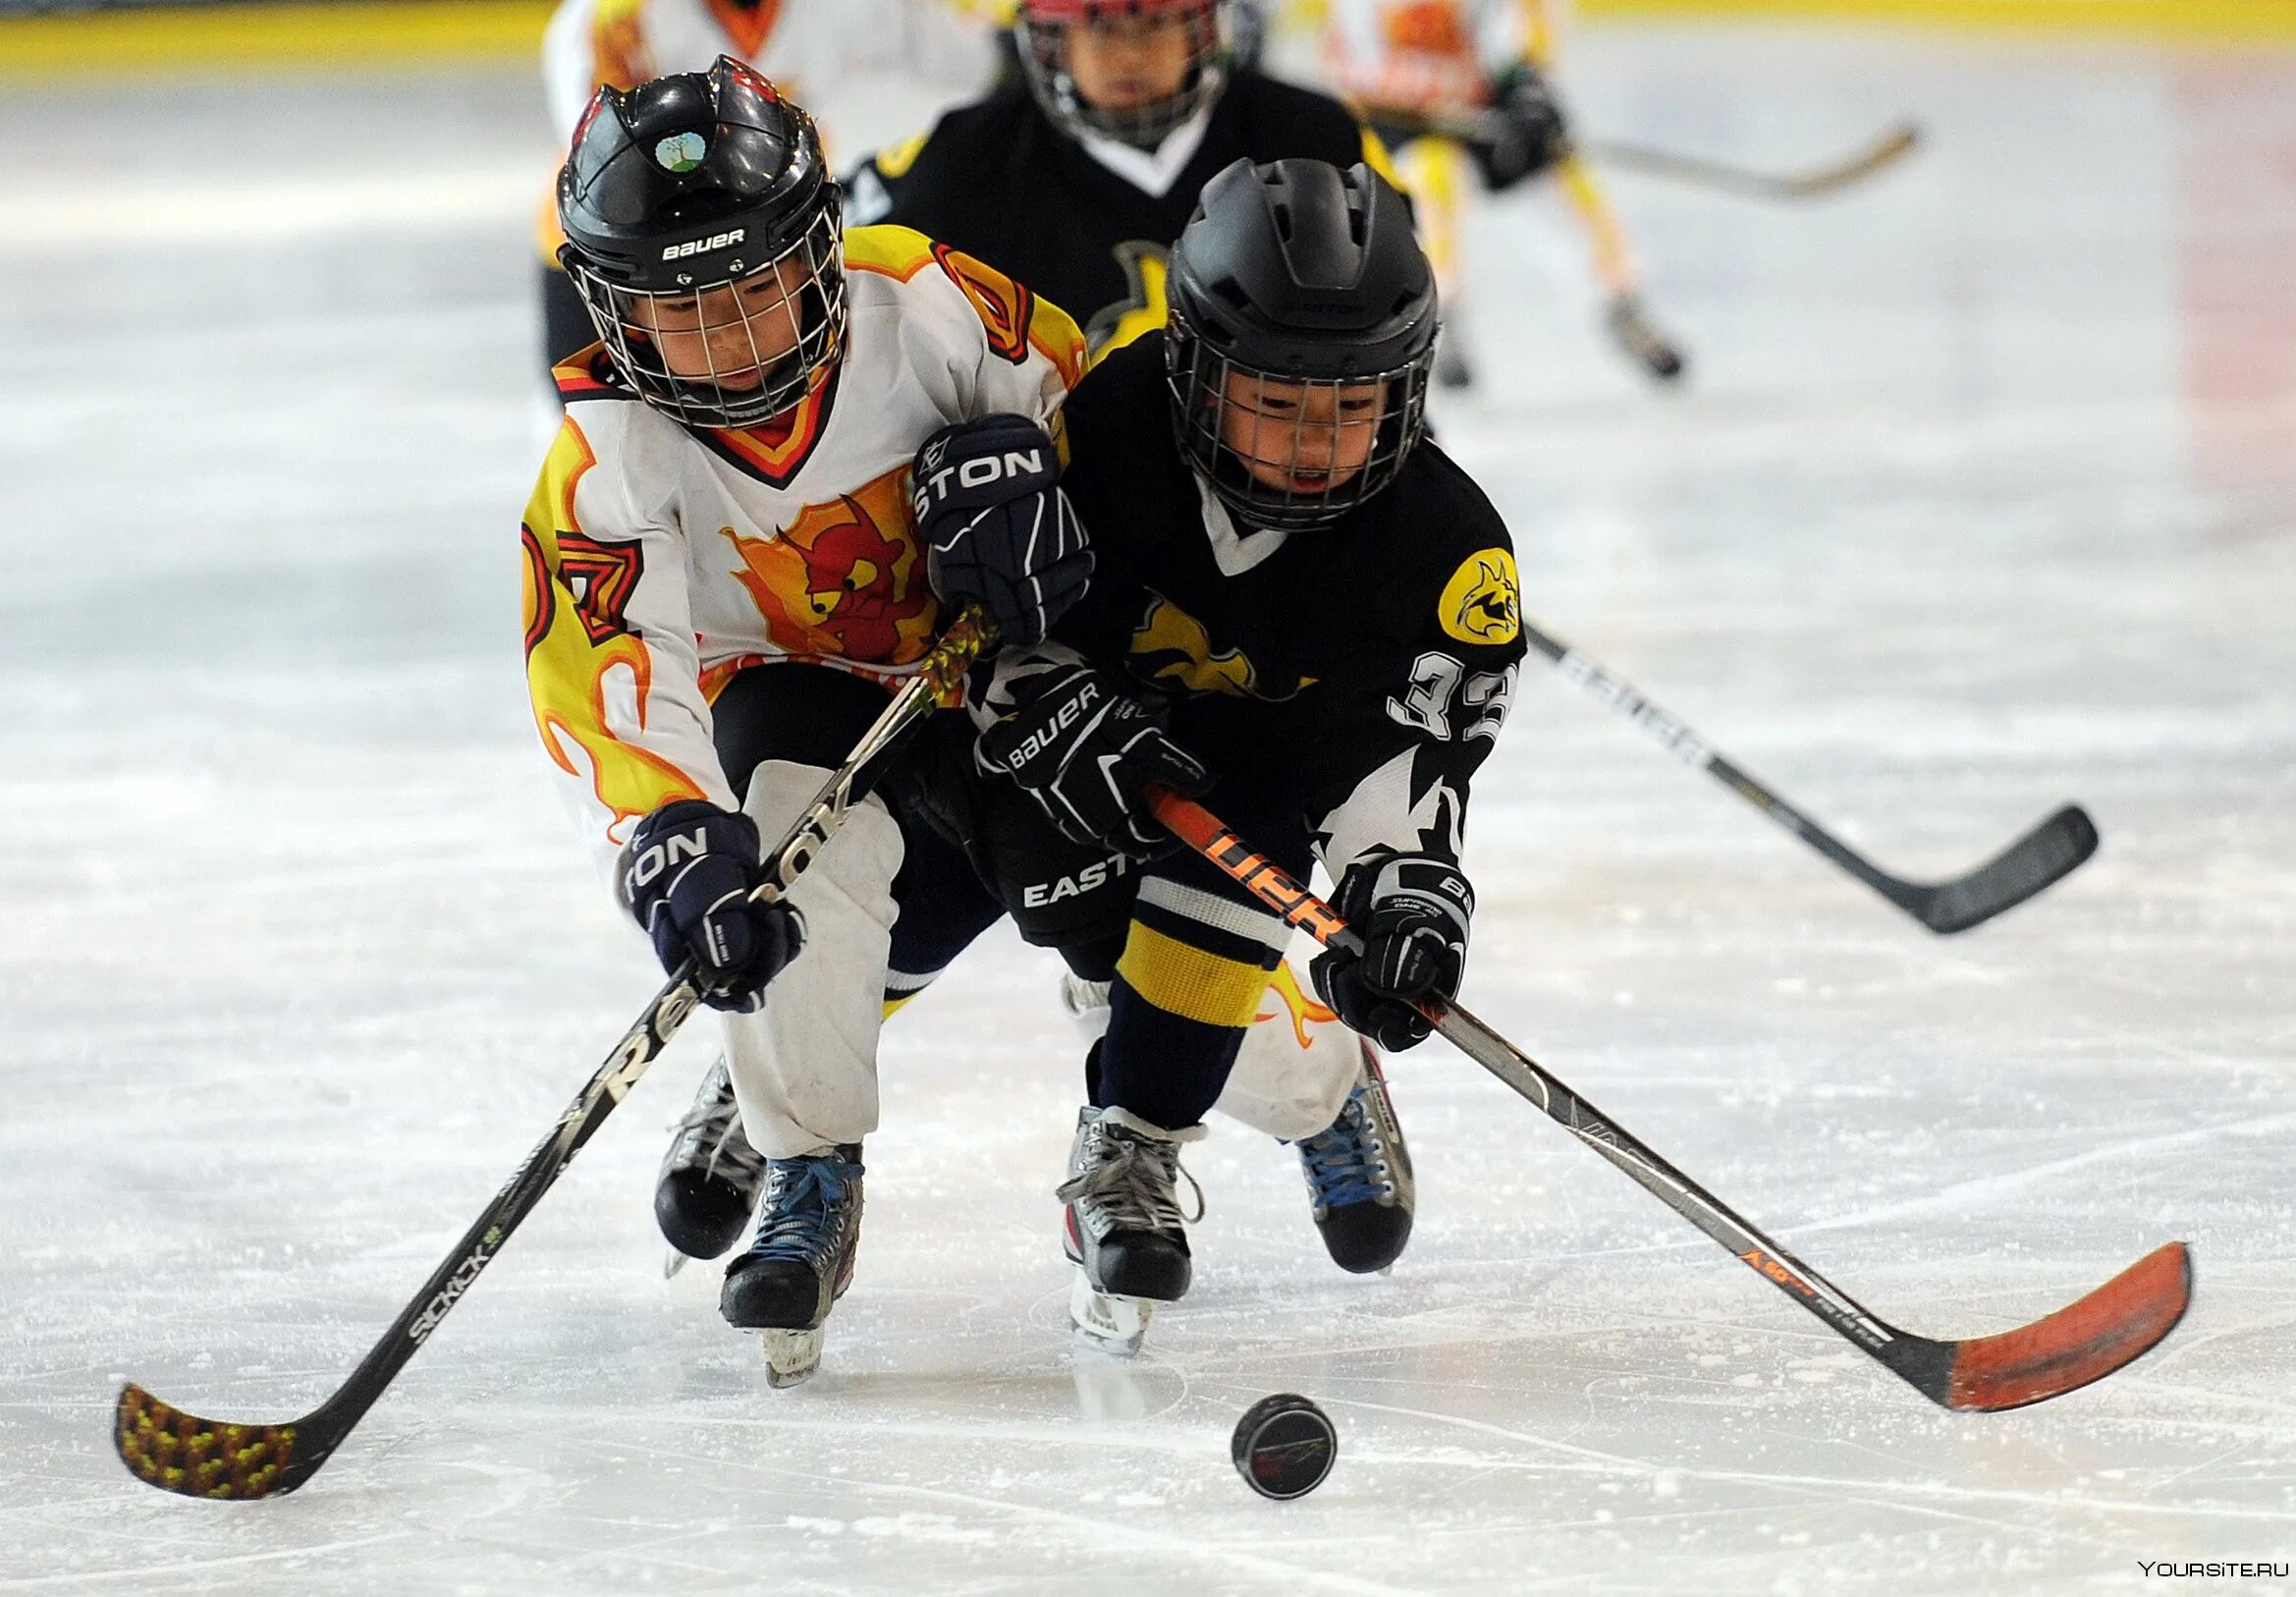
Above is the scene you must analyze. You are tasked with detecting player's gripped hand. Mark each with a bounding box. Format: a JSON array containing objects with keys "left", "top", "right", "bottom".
[
  {"left": 1311, "top": 854, "right": 1474, "bottom": 1051},
  {"left": 912, "top": 413, "right": 1092, "bottom": 652},
  {"left": 619, "top": 800, "right": 806, "bottom": 1013},
  {"left": 976, "top": 663, "right": 1210, "bottom": 857},
  {"left": 1477, "top": 63, "right": 1570, "bottom": 191}
]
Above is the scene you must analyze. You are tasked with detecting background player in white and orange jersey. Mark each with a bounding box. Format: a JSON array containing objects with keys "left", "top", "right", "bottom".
[
  {"left": 1318, "top": 0, "right": 1683, "bottom": 385},
  {"left": 529, "top": 59, "right": 1089, "bottom": 1384}
]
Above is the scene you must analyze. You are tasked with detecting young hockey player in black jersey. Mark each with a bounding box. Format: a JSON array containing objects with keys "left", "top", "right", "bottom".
[
  {"left": 657, "top": 0, "right": 1430, "bottom": 1297},
  {"left": 970, "top": 155, "right": 1526, "bottom": 1347},
  {"left": 846, "top": 0, "right": 1402, "bottom": 365}
]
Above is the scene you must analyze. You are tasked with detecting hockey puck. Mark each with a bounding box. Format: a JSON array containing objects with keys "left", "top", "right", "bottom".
[{"left": 1230, "top": 1394, "right": 1336, "bottom": 1501}]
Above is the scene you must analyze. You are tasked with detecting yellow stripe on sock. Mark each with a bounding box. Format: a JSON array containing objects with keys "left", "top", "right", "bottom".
[
  {"left": 1117, "top": 922, "right": 1274, "bottom": 1032},
  {"left": 1578, "top": 0, "right": 2296, "bottom": 43}
]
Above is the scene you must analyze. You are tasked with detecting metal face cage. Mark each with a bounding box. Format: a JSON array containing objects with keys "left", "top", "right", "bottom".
[
  {"left": 567, "top": 193, "right": 847, "bottom": 430},
  {"left": 1165, "top": 302, "right": 1435, "bottom": 530},
  {"left": 1015, "top": 0, "right": 1232, "bottom": 151}
]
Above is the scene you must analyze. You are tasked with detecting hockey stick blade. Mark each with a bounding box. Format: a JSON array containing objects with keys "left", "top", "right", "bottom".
[
  {"left": 1877, "top": 1241, "right": 2192, "bottom": 1411},
  {"left": 1149, "top": 789, "right": 2190, "bottom": 1411},
  {"left": 1897, "top": 802, "right": 2099, "bottom": 934},
  {"left": 116, "top": 1383, "right": 321, "bottom": 1501}
]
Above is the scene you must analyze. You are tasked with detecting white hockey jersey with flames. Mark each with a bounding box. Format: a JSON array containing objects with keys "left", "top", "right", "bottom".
[{"left": 521, "top": 225, "right": 1087, "bottom": 876}]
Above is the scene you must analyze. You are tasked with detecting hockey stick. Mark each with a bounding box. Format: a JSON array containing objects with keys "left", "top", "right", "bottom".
[
  {"left": 1148, "top": 789, "right": 2190, "bottom": 1412},
  {"left": 1581, "top": 120, "right": 1922, "bottom": 202},
  {"left": 113, "top": 609, "right": 994, "bottom": 1501},
  {"left": 1371, "top": 103, "right": 1921, "bottom": 203},
  {"left": 1523, "top": 617, "right": 2098, "bottom": 933}
]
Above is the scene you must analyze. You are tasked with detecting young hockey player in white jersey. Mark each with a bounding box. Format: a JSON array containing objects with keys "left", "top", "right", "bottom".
[
  {"left": 658, "top": 0, "right": 1424, "bottom": 1303},
  {"left": 525, "top": 58, "right": 1090, "bottom": 1384},
  {"left": 1320, "top": 0, "right": 1683, "bottom": 384},
  {"left": 536, "top": 0, "right": 1001, "bottom": 377}
]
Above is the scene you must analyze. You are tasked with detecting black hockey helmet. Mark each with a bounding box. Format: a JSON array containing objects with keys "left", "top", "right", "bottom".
[
  {"left": 1014, "top": 0, "right": 1233, "bottom": 151},
  {"left": 1165, "top": 158, "right": 1439, "bottom": 529},
  {"left": 557, "top": 56, "right": 845, "bottom": 428}
]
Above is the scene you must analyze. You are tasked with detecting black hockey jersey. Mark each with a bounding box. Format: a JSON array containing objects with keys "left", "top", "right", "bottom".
[
  {"left": 1039, "top": 334, "right": 1526, "bottom": 876},
  {"left": 846, "top": 72, "right": 1397, "bottom": 365}
]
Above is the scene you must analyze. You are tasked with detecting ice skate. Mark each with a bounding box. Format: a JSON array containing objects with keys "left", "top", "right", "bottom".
[
  {"left": 1293, "top": 1039, "right": 1416, "bottom": 1276},
  {"left": 1605, "top": 292, "right": 1687, "bottom": 383},
  {"left": 1059, "top": 1105, "right": 1204, "bottom": 1355},
  {"left": 720, "top": 1143, "right": 863, "bottom": 1388},
  {"left": 655, "top": 1055, "right": 765, "bottom": 1278}
]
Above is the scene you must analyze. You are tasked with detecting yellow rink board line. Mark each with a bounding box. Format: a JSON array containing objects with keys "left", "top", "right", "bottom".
[
  {"left": 0, "top": 2, "right": 553, "bottom": 76},
  {"left": 1580, "top": 0, "right": 2296, "bottom": 43},
  {"left": 2, "top": 0, "right": 2294, "bottom": 77}
]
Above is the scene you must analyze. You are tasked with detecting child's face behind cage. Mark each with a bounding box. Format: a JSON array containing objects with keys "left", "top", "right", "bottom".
[
  {"left": 1066, "top": 10, "right": 1199, "bottom": 112},
  {"left": 628, "top": 255, "right": 814, "bottom": 395},
  {"left": 1216, "top": 369, "right": 1390, "bottom": 497}
]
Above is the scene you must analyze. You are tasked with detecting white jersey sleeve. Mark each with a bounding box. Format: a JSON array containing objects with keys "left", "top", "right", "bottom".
[{"left": 521, "top": 407, "right": 738, "bottom": 884}]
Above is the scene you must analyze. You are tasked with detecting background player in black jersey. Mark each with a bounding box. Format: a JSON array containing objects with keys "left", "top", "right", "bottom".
[
  {"left": 957, "top": 156, "right": 1526, "bottom": 1349},
  {"left": 845, "top": 0, "right": 1403, "bottom": 367}
]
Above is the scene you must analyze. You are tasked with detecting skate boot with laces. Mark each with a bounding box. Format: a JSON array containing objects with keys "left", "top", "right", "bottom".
[
  {"left": 655, "top": 1056, "right": 766, "bottom": 1279},
  {"left": 1293, "top": 1040, "right": 1415, "bottom": 1275},
  {"left": 1059, "top": 1104, "right": 1205, "bottom": 1355},
  {"left": 720, "top": 1142, "right": 864, "bottom": 1388}
]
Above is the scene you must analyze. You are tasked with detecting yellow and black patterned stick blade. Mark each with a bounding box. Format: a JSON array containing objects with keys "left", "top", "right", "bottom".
[{"left": 115, "top": 1383, "right": 301, "bottom": 1501}]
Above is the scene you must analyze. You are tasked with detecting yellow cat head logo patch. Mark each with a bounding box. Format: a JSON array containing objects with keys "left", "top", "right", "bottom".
[{"left": 1439, "top": 547, "right": 1521, "bottom": 645}]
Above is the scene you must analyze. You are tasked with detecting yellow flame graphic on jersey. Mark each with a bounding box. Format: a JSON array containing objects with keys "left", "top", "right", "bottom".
[
  {"left": 1256, "top": 960, "right": 1339, "bottom": 1052},
  {"left": 1129, "top": 594, "right": 1313, "bottom": 700},
  {"left": 1085, "top": 241, "right": 1171, "bottom": 364}
]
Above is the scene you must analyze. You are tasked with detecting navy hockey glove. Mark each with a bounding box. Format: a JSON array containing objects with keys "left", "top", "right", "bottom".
[
  {"left": 977, "top": 664, "right": 1211, "bottom": 857},
  {"left": 1475, "top": 64, "right": 1570, "bottom": 191},
  {"left": 912, "top": 413, "right": 1092, "bottom": 651},
  {"left": 620, "top": 800, "right": 806, "bottom": 1014},
  {"left": 1311, "top": 854, "right": 1474, "bottom": 1051}
]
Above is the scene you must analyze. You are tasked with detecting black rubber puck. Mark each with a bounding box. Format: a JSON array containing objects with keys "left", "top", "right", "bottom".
[{"left": 1230, "top": 1394, "right": 1336, "bottom": 1500}]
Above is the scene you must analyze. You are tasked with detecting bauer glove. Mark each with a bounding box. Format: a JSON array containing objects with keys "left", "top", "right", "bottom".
[
  {"left": 913, "top": 413, "right": 1092, "bottom": 651},
  {"left": 1311, "top": 853, "right": 1473, "bottom": 1051},
  {"left": 977, "top": 663, "right": 1211, "bottom": 857},
  {"left": 620, "top": 800, "right": 806, "bottom": 1013}
]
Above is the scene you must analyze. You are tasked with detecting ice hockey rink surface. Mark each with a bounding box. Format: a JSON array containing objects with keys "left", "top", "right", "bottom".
[{"left": 2, "top": 23, "right": 2292, "bottom": 1596}]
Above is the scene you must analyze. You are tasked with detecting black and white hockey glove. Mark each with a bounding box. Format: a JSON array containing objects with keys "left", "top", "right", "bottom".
[
  {"left": 912, "top": 413, "right": 1092, "bottom": 651},
  {"left": 977, "top": 664, "right": 1211, "bottom": 857},
  {"left": 1475, "top": 63, "right": 1570, "bottom": 191},
  {"left": 620, "top": 800, "right": 806, "bottom": 1014},
  {"left": 1311, "top": 854, "right": 1474, "bottom": 1051}
]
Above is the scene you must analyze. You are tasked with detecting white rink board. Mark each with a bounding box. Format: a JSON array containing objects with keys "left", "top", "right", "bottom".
[{"left": 1, "top": 29, "right": 2292, "bottom": 1597}]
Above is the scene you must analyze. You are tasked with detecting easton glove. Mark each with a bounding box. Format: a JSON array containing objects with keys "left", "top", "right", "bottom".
[
  {"left": 1311, "top": 853, "right": 1474, "bottom": 1051},
  {"left": 977, "top": 664, "right": 1211, "bottom": 856},
  {"left": 620, "top": 800, "right": 806, "bottom": 1013},
  {"left": 913, "top": 413, "right": 1092, "bottom": 651}
]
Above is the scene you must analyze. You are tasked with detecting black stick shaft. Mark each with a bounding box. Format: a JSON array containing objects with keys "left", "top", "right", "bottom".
[{"left": 1523, "top": 617, "right": 1934, "bottom": 918}]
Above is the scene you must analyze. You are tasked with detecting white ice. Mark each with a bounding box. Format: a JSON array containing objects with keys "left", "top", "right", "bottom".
[{"left": 3, "top": 25, "right": 2293, "bottom": 1597}]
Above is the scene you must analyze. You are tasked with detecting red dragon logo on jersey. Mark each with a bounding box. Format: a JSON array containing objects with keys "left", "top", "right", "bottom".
[{"left": 726, "top": 467, "right": 937, "bottom": 665}]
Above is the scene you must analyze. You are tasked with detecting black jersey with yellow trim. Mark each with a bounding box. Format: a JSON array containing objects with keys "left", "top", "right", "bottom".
[
  {"left": 1048, "top": 334, "right": 1526, "bottom": 867},
  {"left": 846, "top": 72, "right": 1398, "bottom": 367}
]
